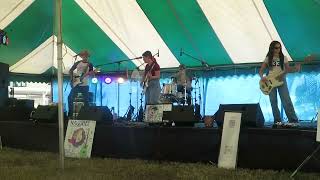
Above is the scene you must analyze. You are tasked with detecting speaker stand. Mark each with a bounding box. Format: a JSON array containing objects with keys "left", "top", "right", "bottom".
[{"left": 291, "top": 144, "right": 320, "bottom": 178}]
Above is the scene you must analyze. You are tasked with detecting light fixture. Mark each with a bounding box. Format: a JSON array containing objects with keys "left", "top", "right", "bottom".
[
  {"left": 117, "top": 77, "right": 125, "bottom": 84},
  {"left": 91, "top": 77, "right": 98, "bottom": 84},
  {"left": 104, "top": 77, "right": 112, "bottom": 84}
]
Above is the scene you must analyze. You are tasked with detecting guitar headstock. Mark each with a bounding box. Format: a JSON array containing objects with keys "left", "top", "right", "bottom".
[{"left": 93, "top": 68, "right": 101, "bottom": 73}]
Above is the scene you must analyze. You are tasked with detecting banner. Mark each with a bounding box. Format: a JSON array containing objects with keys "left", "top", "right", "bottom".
[
  {"left": 64, "top": 120, "right": 96, "bottom": 158},
  {"left": 218, "top": 112, "right": 242, "bottom": 169}
]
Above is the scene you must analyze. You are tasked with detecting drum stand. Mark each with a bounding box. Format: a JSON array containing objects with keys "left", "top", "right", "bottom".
[
  {"left": 183, "top": 83, "right": 187, "bottom": 106},
  {"left": 194, "top": 78, "right": 202, "bottom": 120},
  {"left": 124, "top": 92, "right": 135, "bottom": 121},
  {"left": 136, "top": 92, "right": 144, "bottom": 122}
]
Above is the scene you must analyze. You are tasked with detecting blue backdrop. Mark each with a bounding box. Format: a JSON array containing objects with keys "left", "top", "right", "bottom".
[{"left": 53, "top": 71, "right": 320, "bottom": 122}]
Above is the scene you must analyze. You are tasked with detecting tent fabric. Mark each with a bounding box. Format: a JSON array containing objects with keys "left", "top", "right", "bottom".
[{"left": 0, "top": 0, "right": 319, "bottom": 75}]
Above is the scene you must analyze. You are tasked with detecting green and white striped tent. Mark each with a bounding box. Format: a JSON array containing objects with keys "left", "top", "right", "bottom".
[{"left": 0, "top": 0, "right": 319, "bottom": 75}]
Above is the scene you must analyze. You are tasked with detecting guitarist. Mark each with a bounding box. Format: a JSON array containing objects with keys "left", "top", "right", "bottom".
[
  {"left": 141, "top": 51, "right": 161, "bottom": 105},
  {"left": 68, "top": 50, "right": 94, "bottom": 117},
  {"left": 259, "top": 41, "right": 301, "bottom": 127}
]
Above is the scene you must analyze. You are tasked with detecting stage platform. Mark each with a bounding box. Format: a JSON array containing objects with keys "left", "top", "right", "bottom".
[{"left": 0, "top": 121, "right": 319, "bottom": 172}]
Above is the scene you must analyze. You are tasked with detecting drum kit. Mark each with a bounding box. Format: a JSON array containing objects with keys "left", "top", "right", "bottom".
[{"left": 160, "top": 79, "right": 192, "bottom": 105}]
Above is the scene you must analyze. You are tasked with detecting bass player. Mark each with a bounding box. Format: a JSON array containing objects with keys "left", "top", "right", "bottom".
[{"left": 259, "top": 41, "right": 301, "bottom": 127}]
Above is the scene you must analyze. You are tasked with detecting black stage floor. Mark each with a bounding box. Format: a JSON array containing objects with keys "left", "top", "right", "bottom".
[{"left": 0, "top": 121, "right": 319, "bottom": 172}]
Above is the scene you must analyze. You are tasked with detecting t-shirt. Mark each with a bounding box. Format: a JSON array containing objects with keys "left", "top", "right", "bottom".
[
  {"left": 70, "top": 60, "right": 93, "bottom": 86},
  {"left": 176, "top": 69, "right": 192, "bottom": 88},
  {"left": 144, "top": 60, "right": 160, "bottom": 78},
  {"left": 263, "top": 56, "right": 288, "bottom": 76}
]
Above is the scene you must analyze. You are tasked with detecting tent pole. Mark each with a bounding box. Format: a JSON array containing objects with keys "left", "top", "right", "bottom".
[{"left": 55, "top": 0, "right": 64, "bottom": 170}]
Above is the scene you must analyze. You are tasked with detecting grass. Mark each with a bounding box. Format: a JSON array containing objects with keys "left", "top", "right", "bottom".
[{"left": 0, "top": 148, "right": 319, "bottom": 180}]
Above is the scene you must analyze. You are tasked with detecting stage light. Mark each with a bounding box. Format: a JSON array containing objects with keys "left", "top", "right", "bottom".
[
  {"left": 105, "top": 77, "right": 112, "bottom": 84},
  {"left": 117, "top": 77, "right": 125, "bottom": 84},
  {"left": 91, "top": 77, "right": 98, "bottom": 84}
]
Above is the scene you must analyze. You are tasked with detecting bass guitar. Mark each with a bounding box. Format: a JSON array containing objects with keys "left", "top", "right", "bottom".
[{"left": 259, "top": 71, "right": 285, "bottom": 95}]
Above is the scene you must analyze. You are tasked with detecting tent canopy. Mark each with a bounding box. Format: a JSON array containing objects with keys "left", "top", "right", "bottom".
[{"left": 0, "top": 0, "right": 319, "bottom": 75}]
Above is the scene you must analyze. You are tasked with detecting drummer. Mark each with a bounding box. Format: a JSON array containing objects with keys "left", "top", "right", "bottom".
[{"left": 175, "top": 64, "right": 192, "bottom": 105}]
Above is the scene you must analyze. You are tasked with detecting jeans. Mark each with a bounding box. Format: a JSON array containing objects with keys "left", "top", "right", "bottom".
[
  {"left": 145, "top": 79, "right": 160, "bottom": 105},
  {"left": 68, "top": 85, "right": 89, "bottom": 117},
  {"left": 269, "top": 79, "right": 298, "bottom": 123}
]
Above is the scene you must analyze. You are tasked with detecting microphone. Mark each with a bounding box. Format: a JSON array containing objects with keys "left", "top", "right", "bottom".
[
  {"left": 180, "top": 48, "right": 183, "bottom": 56},
  {"left": 157, "top": 49, "right": 159, "bottom": 57}
]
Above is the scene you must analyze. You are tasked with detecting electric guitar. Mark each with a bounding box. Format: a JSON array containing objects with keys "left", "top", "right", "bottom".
[
  {"left": 142, "top": 72, "right": 150, "bottom": 94},
  {"left": 72, "top": 68, "right": 99, "bottom": 88},
  {"left": 141, "top": 63, "right": 156, "bottom": 94},
  {"left": 259, "top": 54, "right": 315, "bottom": 95}
]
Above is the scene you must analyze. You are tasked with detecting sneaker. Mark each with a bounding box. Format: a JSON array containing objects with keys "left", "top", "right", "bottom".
[
  {"left": 285, "top": 122, "right": 300, "bottom": 127},
  {"left": 272, "top": 121, "right": 283, "bottom": 128}
]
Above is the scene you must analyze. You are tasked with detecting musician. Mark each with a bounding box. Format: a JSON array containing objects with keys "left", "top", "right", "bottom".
[
  {"left": 259, "top": 41, "right": 300, "bottom": 127},
  {"left": 68, "top": 50, "right": 94, "bottom": 117},
  {"left": 175, "top": 64, "right": 192, "bottom": 105},
  {"left": 141, "top": 50, "right": 161, "bottom": 105}
]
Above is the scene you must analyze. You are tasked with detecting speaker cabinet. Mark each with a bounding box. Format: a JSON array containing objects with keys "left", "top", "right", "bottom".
[
  {"left": 32, "top": 105, "right": 58, "bottom": 123},
  {"left": 215, "top": 103, "right": 265, "bottom": 128},
  {"left": 0, "top": 62, "right": 8, "bottom": 88},
  {"left": 77, "top": 106, "right": 113, "bottom": 124},
  {"left": 0, "top": 62, "right": 9, "bottom": 108},
  {"left": 163, "top": 105, "right": 196, "bottom": 126}
]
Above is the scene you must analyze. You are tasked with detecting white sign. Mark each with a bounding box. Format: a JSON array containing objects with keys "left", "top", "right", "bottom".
[
  {"left": 64, "top": 120, "right": 96, "bottom": 158},
  {"left": 317, "top": 110, "right": 320, "bottom": 142},
  {"left": 218, "top": 112, "right": 242, "bottom": 169}
]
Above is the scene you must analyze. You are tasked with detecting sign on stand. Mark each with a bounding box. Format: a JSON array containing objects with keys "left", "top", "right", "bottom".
[
  {"left": 64, "top": 120, "right": 96, "bottom": 158},
  {"left": 218, "top": 112, "right": 242, "bottom": 169}
]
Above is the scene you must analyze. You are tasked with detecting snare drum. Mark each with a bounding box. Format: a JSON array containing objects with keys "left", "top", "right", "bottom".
[{"left": 162, "top": 83, "right": 177, "bottom": 95}]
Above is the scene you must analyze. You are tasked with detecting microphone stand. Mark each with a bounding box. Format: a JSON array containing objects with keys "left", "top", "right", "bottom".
[
  {"left": 95, "top": 57, "right": 143, "bottom": 68},
  {"left": 181, "top": 49, "right": 211, "bottom": 118},
  {"left": 180, "top": 50, "right": 212, "bottom": 70},
  {"left": 95, "top": 56, "right": 143, "bottom": 120}
]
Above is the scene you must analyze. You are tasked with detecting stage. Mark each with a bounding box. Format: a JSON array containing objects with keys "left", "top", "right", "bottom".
[{"left": 0, "top": 120, "right": 319, "bottom": 172}]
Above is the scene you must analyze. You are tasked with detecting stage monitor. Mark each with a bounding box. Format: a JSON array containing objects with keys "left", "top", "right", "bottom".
[{"left": 215, "top": 103, "right": 265, "bottom": 128}]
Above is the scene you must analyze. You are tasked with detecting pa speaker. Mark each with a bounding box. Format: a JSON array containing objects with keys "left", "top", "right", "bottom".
[
  {"left": 0, "top": 62, "right": 8, "bottom": 88},
  {"left": 215, "top": 103, "right": 265, "bottom": 128},
  {"left": 163, "top": 105, "right": 196, "bottom": 126},
  {"left": 77, "top": 106, "right": 113, "bottom": 124},
  {"left": 32, "top": 105, "right": 58, "bottom": 123},
  {"left": 0, "top": 63, "right": 9, "bottom": 108}
]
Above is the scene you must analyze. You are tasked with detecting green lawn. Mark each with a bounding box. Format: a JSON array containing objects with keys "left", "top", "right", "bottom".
[{"left": 0, "top": 148, "right": 318, "bottom": 180}]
